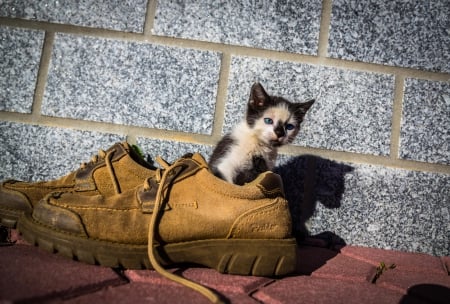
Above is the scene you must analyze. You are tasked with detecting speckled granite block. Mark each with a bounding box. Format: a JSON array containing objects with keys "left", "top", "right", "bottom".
[
  {"left": 153, "top": 0, "right": 322, "bottom": 55},
  {"left": 0, "top": 121, "right": 124, "bottom": 181},
  {"left": 328, "top": 0, "right": 450, "bottom": 72},
  {"left": 0, "top": 0, "right": 148, "bottom": 33},
  {"left": 303, "top": 160, "right": 450, "bottom": 256},
  {"left": 400, "top": 79, "right": 450, "bottom": 165},
  {"left": 136, "top": 137, "right": 213, "bottom": 164},
  {"left": 0, "top": 26, "right": 44, "bottom": 113},
  {"left": 226, "top": 56, "right": 395, "bottom": 155},
  {"left": 42, "top": 34, "right": 220, "bottom": 135}
]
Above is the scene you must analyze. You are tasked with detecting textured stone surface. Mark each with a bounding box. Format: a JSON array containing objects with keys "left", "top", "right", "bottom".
[
  {"left": 442, "top": 256, "right": 450, "bottom": 274},
  {"left": 42, "top": 34, "right": 221, "bottom": 135},
  {"left": 153, "top": 0, "right": 322, "bottom": 55},
  {"left": 274, "top": 155, "right": 309, "bottom": 236},
  {"left": 0, "top": 26, "right": 44, "bottom": 113},
  {"left": 69, "top": 268, "right": 266, "bottom": 303},
  {"left": 341, "top": 246, "right": 448, "bottom": 275},
  {"left": 226, "top": 56, "right": 395, "bottom": 155},
  {"left": 252, "top": 276, "right": 406, "bottom": 304},
  {"left": 311, "top": 254, "right": 377, "bottom": 283},
  {"left": 0, "top": 244, "right": 124, "bottom": 303},
  {"left": 0, "top": 121, "right": 124, "bottom": 181},
  {"left": 0, "top": 0, "right": 148, "bottom": 32},
  {"left": 275, "top": 154, "right": 356, "bottom": 239},
  {"left": 328, "top": 0, "right": 450, "bottom": 72},
  {"left": 64, "top": 282, "right": 212, "bottom": 304},
  {"left": 276, "top": 155, "right": 354, "bottom": 242},
  {"left": 400, "top": 79, "right": 450, "bottom": 165},
  {"left": 296, "top": 246, "right": 339, "bottom": 275},
  {"left": 136, "top": 137, "right": 213, "bottom": 164},
  {"left": 126, "top": 268, "right": 271, "bottom": 295},
  {"left": 2, "top": 235, "right": 448, "bottom": 304},
  {"left": 308, "top": 162, "right": 450, "bottom": 256},
  {"left": 398, "top": 282, "right": 450, "bottom": 304},
  {"left": 377, "top": 270, "right": 450, "bottom": 294}
]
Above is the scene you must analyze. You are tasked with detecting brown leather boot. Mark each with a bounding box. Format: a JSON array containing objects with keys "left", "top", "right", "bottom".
[
  {"left": 0, "top": 142, "right": 155, "bottom": 227},
  {"left": 19, "top": 153, "right": 297, "bottom": 303},
  {"left": 18, "top": 153, "right": 297, "bottom": 275}
]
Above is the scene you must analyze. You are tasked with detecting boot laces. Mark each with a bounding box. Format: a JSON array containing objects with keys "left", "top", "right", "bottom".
[
  {"left": 142, "top": 156, "right": 170, "bottom": 191},
  {"left": 79, "top": 149, "right": 107, "bottom": 169},
  {"left": 80, "top": 149, "right": 121, "bottom": 194},
  {"left": 146, "top": 156, "right": 224, "bottom": 304}
]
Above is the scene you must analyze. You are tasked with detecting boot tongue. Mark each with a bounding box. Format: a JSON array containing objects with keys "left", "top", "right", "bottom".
[
  {"left": 122, "top": 142, "right": 157, "bottom": 170},
  {"left": 151, "top": 153, "right": 208, "bottom": 186},
  {"left": 130, "top": 144, "right": 145, "bottom": 160}
]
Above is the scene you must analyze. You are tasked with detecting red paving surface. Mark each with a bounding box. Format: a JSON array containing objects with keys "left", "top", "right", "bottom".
[{"left": 1, "top": 229, "right": 449, "bottom": 304}]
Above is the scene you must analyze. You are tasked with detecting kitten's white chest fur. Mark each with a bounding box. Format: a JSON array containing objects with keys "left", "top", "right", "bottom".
[{"left": 215, "top": 121, "right": 278, "bottom": 183}]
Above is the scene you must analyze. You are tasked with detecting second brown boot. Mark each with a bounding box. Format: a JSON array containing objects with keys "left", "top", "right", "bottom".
[{"left": 0, "top": 142, "right": 155, "bottom": 227}]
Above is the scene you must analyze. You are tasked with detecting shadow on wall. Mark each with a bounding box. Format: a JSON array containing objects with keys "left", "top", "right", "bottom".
[{"left": 274, "top": 155, "right": 354, "bottom": 244}]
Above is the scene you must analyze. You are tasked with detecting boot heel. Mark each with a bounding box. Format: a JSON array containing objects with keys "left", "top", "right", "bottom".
[{"left": 160, "top": 238, "right": 297, "bottom": 276}]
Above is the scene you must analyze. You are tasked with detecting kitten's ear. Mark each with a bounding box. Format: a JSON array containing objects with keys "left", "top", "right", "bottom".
[
  {"left": 293, "top": 99, "right": 315, "bottom": 118},
  {"left": 249, "top": 82, "right": 270, "bottom": 109}
]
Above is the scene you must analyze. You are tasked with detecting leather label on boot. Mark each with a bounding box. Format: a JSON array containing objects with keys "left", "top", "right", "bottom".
[
  {"left": 172, "top": 201, "right": 198, "bottom": 209},
  {"left": 250, "top": 223, "right": 278, "bottom": 232}
]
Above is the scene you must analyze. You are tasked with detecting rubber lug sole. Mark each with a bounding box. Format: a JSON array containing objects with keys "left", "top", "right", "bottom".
[
  {"left": 17, "top": 213, "right": 297, "bottom": 276},
  {"left": 0, "top": 208, "right": 22, "bottom": 228}
]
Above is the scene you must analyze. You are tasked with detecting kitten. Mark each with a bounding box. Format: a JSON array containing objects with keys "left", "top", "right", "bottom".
[{"left": 209, "top": 82, "right": 314, "bottom": 185}]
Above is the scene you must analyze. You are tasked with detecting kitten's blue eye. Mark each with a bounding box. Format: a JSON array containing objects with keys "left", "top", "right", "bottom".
[
  {"left": 264, "top": 118, "right": 273, "bottom": 125},
  {"left": 286, "top": 124, "right": 295, "bottom": 131}
]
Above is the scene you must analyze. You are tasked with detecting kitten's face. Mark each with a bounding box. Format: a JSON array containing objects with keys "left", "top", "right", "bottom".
[
  {"left": 246, "top": 83, "right": 314, "bottom": 147},
  {"left": 253, "top": 103, "right": 300, "bottom": 147}
]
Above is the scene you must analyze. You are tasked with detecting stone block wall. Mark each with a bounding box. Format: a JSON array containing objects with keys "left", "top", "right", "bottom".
[{"left": 0, "top": 0, "right": 448, "bottom": 255}]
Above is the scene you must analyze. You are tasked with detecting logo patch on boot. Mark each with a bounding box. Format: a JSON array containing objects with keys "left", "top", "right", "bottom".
[
  {"left": 250, "top": 223, "right": 277, "bottom": 232},
  {"left": 173, "top": 201, "right": 198, "bottom": 209}
]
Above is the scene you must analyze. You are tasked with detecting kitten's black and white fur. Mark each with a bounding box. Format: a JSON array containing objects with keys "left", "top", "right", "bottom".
[{"left": 209, "top": 82, "right": 314, "bottom": 185}]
